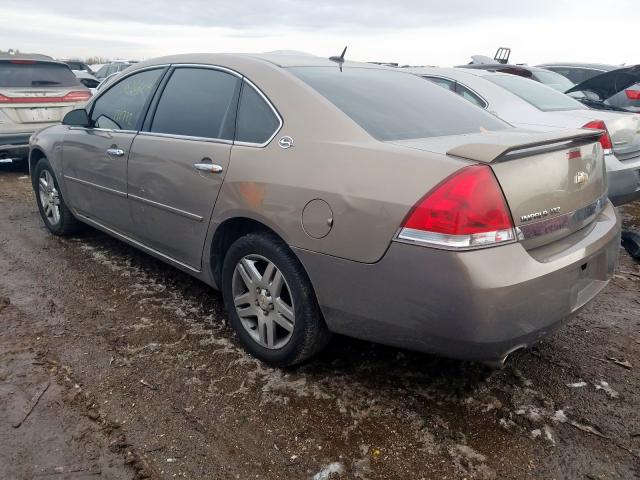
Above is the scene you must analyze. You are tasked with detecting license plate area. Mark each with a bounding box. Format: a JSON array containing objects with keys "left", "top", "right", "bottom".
[{"left": 18, "top": 107, "right": 59, "bottom": 123}]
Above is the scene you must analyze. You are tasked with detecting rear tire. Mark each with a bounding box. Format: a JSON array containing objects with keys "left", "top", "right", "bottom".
[
  {"left": 32, "top": 157, "right": 84, "bottom": 236},
  {"left": 221, "top": 232, "right": 331, "bottom": 367}
]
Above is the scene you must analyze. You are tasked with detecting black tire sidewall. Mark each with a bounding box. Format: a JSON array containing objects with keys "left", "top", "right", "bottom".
[
  {"left": 32, "top": 158, "right": 80, "bottom": 236},
  {"left": 221, "top": 232, "right": 327, "bottom": 366}
]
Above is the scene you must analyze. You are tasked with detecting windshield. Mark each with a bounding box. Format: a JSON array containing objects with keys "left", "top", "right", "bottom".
[
  {"left": 288, "top": 66, "right": 508, "bottom": 141},
  {"left": 487, "top": 74, "right": 585, "bottom": 111},
  {"left": 0, "top": 61, "right": 81, "bottom": 87},
  {"left": 532, "top": 70, "right": 575, "bottom": 92}
]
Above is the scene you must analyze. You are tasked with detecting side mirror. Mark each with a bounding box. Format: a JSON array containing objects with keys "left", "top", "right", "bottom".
[{"left": 62, "top": 108, "right": 90, "bottom": 127}]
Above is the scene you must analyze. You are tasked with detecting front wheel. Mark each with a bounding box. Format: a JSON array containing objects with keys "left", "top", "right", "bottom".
[
  {"left": 221, "top": 232, "right": 331, "bottom": 367},
  {"left": 33, "top": 158, "right": 84, "bottom": 236}
]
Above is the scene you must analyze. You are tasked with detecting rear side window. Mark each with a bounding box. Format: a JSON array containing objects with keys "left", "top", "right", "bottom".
[
  {"left": 487, "top": 74, "right": 585, "bottom": 111},
  {"left": 235, "top": 82, "right": 281, "bottom": 144},
  {"left": 456, "top": 84, "right": 487, "bottom": 108},
  {"left": 91, "top": 68, "right": 163, "bottom": 130},
  {"left": 0, "top": 60, "right": 81, "bottom": 88},
  {"left": 150, "top": 68, "right": 240, "bottom": 140},
  {"left": 425, "top": 76, "right": 455, "bottom": 91},
  {"left": 289, "top": 67, "right": 507, "bottom": 141}
]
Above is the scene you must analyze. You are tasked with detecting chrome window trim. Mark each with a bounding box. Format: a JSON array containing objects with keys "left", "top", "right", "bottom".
[
  {"left": 68, "top": 127, "right": 137, "bottom": 134},
  {"left": 233, "top": 77, "right": 283, "bottom": 148},
  {"left": 128, "top": 193, "right": 204, "bottom": 221},
  {"left": 74, "top": 212, "right": 201, "bottom": 273},
  {"left": 137, "top": 131, "right": 233, "bottom": 145},
  {"left": 64, "top": 175, "right": 127, "bottom": 198}
]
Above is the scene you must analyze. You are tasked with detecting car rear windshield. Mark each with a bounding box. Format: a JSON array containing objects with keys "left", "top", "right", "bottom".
[
  {"left": 0, "top": 60, "right": 81, "bottom": 88},
  {"left": 532, "top": 70, "right": 575, "bottom": 92},
  {"left": 487, "top": 74, "right": 585, "bottom": 111},
  {"left": 288, "top": 66, "right": 508, "bottom": 141}
]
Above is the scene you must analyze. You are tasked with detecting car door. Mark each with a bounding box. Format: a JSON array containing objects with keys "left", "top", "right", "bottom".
[
  {"left": 61, "top": 67, "right": 165, "bottom": 232},
  {"left": 126, "top": 66, "right": 242, "bottom": 270}
]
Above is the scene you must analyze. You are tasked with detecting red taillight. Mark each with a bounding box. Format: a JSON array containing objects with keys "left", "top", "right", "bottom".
[
  {"left": 62, "top": 90, "right": 92, "bottom": 102},
  {"left": 625, "top": 89, "right": 640, "bottom": 100},
  {"left": 0, "top": 90, "right": 91, "bottom": 103},
  {"left": 9, "top": 60, "right": 36, "bottom": 64},
  {"left": 582, "top": 120, "right": 613, "bottom": 152},
  {"left": 398, "top": 165, "right": 515, "bottom": 249}
]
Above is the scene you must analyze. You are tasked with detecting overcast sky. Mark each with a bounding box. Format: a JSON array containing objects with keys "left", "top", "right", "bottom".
[{"left": 2, "top": 0, "right": 638, "bottom": 66}]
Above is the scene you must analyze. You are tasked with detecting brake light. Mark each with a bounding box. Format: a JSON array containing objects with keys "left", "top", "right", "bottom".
[
  {"left": 9, "top": 60, "right": 36, "bottom": 64},
  {"left": 582, "top": 120, "right": 613, "bottom": 153},
  {"left": 0, "top": 90, "right": 91, "bottom": 103},
  {"left": 62, "top": 90, "right": 92, "bottom": 102},
  {"left": 625, "top": 89, "right": 640, "bottom": 100},
  {"left": 398, "top": 165, "right": 516, "bottom": 249}
]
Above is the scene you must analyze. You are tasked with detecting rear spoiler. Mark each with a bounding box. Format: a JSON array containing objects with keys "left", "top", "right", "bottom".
[{"left": 446, "top": 129, "right": 604, "bottom": 163}]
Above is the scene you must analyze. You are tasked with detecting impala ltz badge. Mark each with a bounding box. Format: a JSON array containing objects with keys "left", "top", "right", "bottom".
[
  {"left": 574, "top": 171, "right": 589, "bottom": 186},
  {"left": 520, "top": 206, "right": 561, "bottom": 223},
  {"left": 278, "top": 136, "right": 294, "bottom": 149}
]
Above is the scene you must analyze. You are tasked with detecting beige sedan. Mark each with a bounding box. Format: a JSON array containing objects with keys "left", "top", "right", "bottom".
[{"left": 28, "top": 53, "right": 620, "bottom": 367}]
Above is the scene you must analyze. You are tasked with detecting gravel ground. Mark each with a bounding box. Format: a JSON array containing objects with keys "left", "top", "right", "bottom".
[{"left": 1, "top": 166, "right": 639, "bottom": 480}]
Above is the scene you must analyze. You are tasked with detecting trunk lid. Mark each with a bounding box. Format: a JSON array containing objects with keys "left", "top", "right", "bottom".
[
  {"left": 566, "top": 65, "right": 640, "bottom": 99},
  {"left": 391, "top": 128, "right": 607, "bottom": 248}
]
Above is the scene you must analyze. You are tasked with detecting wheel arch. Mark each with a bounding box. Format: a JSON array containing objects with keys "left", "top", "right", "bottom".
[{"left": 210, "top": 216, "right": 292, "bottom": 287}]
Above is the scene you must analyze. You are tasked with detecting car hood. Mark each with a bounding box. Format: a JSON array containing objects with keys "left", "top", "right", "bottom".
[{"left": 566, "top": 65, "right": 640, "bottom": 98}]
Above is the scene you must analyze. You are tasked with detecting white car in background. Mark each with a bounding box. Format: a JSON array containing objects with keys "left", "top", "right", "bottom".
[
  {"left": 0, "top": 53, "right": 91, "bottom": 165},
  {"left": 406, "top": 67, "right": 640, "bottom": 206},
  {"left": 72, "top": 70, "right": 100, "bottom": 95}
]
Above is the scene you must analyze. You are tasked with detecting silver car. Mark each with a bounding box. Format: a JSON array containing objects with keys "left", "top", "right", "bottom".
[
  {"left": 408, "top": 67, "right": 640, "bottom": 206},
  {"left": 29, "top": 53, "right": 620, "bottom": 367}
]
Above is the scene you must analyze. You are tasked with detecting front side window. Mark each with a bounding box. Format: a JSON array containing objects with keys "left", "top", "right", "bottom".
[
  {"left": 91, "top": 68, "right": 163, "bottom": 130},
  {"left": 235, "top": 82, "right": 281, "bottom": 144},
  {"left": 150, "top": 67, "right": 240, "bottom": 140},
  {"left": 289, "top": 67, "right": 507, "bottom": 141},
  {"left": 487, "top": 74, "right": 586, "bottom": 111}
]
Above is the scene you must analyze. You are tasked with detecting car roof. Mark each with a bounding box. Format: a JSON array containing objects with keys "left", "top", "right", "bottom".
[
  {"left": 457, "top": 63, "right": 549, "bottom": 74},
  {"left": 536, "top": 62, "right": 618, "bottom": 71},
  {"left": 130, "top": 52, "right": 388, "bottom": 72},
  {"left": 0, "top": 52, "right": 58, "bottom": 62},
  {"left": 409, "top": 66, "right": 510, "bottom": 79}
]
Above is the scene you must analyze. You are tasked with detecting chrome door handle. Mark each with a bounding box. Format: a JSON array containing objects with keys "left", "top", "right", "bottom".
[
  {"left": 194, "top": 163, "right": 223, "bottom": 173},
  {"left": 106, "top": 148, "right": 125, "bottom": 157}
]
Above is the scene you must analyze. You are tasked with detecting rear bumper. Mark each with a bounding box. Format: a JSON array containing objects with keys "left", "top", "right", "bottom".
[
  {"left": 295, "top": 201, "right": 621, "bottom": 363},
  {"left": 0, "top": 132, "right": 31, "bottom": 160},
  {"left": 606, "top": 153, "right": 640, "bottom": 206}
]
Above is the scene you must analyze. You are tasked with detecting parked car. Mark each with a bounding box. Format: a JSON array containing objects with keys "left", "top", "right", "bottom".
[
  {"left": 94, "top": 61, "right": 135, "bottom": 80},
  {"left": 410, "top": 67, "right": 640, "bottom": 206},
  {"left": 62, "top": 60, "right": 94, "bottom": 75},
  {"left": 564, "top": 66, "right": 640, "bottom": 113},
  {"left": 96, "top": 72, "right": 120, "bottom": 92},
  {"left": 29, "top": 53, "right": 620, "bottom": 367},
  {"left": 457, "top": 63, "right": 576, "bottom": 92},
  {"left": 536, "top": 63, "right": 620, "bottom": 84},
  {"left": 72, "top": 70, "right": 100, "bottom": 93},
  {"left": 0, "top": 52, "right": 91, "bottom": 165}
]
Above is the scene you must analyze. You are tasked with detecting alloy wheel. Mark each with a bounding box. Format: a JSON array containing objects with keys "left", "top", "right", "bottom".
[
  {"left": 231, "top": 254, "right": 295, "bottom": 349},
  {"left": 38, "top": 170, "right": 61, "bottom": 226}
]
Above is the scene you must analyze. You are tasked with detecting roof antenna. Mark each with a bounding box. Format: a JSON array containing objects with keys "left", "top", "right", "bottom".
[{"left": 329, "top": 46, "right": 347, "bottom": 71}]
